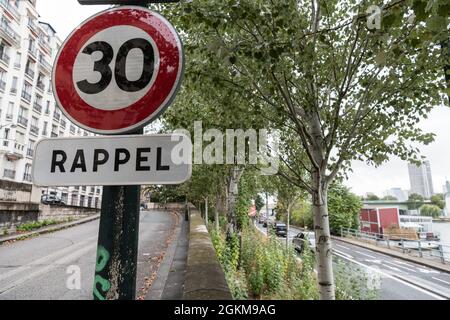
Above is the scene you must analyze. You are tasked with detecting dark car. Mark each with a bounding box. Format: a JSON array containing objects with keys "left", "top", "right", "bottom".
[
  {"left": 41, "top": 194, "right": 66, "bottom": 205},
  {"left": 274, "top": 223, "right": 287, "bottom": 237}
]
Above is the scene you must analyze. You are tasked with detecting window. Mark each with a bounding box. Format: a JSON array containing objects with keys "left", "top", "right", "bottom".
[
  {"left": 14, "top": 52, "right": 21, "bottom": 68},
  {"left": 18, "top": 107, "right": 28, "bottom": 126},
  {"left": 6, "top": 102, "right": 14, "bottom": 119},
  {"left": 10, "top": 76, "right": 18, "bottom": 94},
  {"left": 45, "top": 101, "right": 50, "bottom": 114},
  {"left": 42, "top": 121, "right": 48, "bottom": 136},
  {"left": 0, "top": 71, "right": 6, "bottom": 91}
]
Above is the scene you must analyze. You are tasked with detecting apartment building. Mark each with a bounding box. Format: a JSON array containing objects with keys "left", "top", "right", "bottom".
[
  {"left": 408, "top": 160, "right": 434, "bottom": 199},
  {"left": 0, "top": 0, "right": 102, "bottom": 208}
]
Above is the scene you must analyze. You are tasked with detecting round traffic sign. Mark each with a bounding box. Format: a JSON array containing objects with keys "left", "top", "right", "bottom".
[{"left": 53, "top": 6, "right": 184, "bottom": 134}]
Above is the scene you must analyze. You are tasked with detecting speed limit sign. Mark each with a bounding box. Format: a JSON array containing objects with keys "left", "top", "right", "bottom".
[{"left": 53, "top": 6, "right": 184, "bottom": 134}]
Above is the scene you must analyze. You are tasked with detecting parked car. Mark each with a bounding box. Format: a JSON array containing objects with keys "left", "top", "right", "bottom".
[
  {"left": 258, "top": 216, "right": 266, "bottom": 224},
  {"left": 274, "top": 223, "right": 287, "bottom": 237},
  {"left": 41, "top": 194, "right": 66, "bottom": 205},
  {"left": 292, "top": 231, "right": 316, "bottom": 253}
]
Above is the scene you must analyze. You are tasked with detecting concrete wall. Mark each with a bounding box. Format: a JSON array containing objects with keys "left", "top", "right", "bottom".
[
  {"left": 183, "top": 205, "right": 232, "bottom": 300},
  {"left": 38, "top": 204, "right": 100, "bottom": 222},
  {"left": 0, "top": 179, "right": 41, "bottom": 203},
  {"left": 0, "top": 202, "right": 99, "bottom": 232},
  {"left": 0, "top": 202, "right": 40, "bottom": 230}
]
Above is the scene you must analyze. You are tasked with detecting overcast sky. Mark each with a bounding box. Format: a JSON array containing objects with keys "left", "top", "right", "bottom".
[{"left": 36, "top": 1, "right": 450, "bottom": 197}]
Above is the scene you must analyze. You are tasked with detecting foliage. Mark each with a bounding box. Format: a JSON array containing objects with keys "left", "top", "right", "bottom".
[
  {"left": 408, "top": 192, "right": 425, "bottom": 209},
  {"left": 420, "top": 204, "right": 442, "bottom": 217},
  {"left": 430, "top": 194, "right": 445, "bottom": 209},
  {"left": 333, "top": 257, "right": 380, "bottom": 300},
  {"left": 285, "top": 199, "right": 314, "bottom": 229},
  {"left": 382, "top": 195, "right": 398, "bottom": 201},
  {"left": 328, "top": 183, "right": 362, "bottom": 234},
  {"left": 16, "top": 219, "right": 59, "bottom": 232},
  {"left": 255, "top": 194, "right": 265, "bottom": 212},
  {"left": 365, "top": 194, "right": 380, "bottom": 201}
]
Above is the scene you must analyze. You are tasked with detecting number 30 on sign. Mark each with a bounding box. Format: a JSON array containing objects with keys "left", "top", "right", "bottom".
[{"left": 53, "top": 6, "right": 184, "bottom": 134}]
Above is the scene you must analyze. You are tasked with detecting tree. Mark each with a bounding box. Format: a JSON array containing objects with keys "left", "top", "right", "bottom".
[
  {"left": 255, "top": 194, "right": 265, "bottom": 212},
  {"left": 162, "top": 0, "right": 448, "bottom": 299},
  {"left": 328, "top": 183, "right": 362, "bottom": 234},
  {"left": 420, "top": 204, "right": 442, "bottom": 218},
  {"left": 365, "top": 194, "right": 380, "bottom": 201},
  {"left": 408, "top": 192, "right": 425, "bottom": 210},
  {"left": 431, "top": 194, "right": 445, "bottom": 209},
  {"left": 382, "top": 195, "right": 398, "bottom": 201}
]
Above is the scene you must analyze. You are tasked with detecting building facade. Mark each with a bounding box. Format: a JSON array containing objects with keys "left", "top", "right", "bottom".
[
  {"left": 383, "top": 187, "right": 409, "bottom": 202},
  {"left": 0, "top": 0, "right": 102, "bottom": 208},
  {"left": 408, "top": 161, "right": 434, "bottom": 199}
]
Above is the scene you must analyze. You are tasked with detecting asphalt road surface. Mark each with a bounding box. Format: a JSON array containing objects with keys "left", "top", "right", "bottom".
[
  {"left": 256, "top": 223, "right": 450, "bottom": 300},
  {"left": 0, "top": 210, "right": 177, "bottom": 300}
]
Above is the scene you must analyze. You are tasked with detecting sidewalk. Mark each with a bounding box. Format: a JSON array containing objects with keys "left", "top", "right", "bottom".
[
  {"left": 0, "top": 214, "right": 100, "bottom": 244},
  {"left": 145, "top": 210, "right": 189, "bottom": 300},
  {"left": 332, "top": 235, "right": 450, "bottom": 274}
]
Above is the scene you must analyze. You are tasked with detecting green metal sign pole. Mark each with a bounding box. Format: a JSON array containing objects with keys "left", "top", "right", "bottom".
[{"left": 93, "top": 129, "right": 142, "bottom": 300}]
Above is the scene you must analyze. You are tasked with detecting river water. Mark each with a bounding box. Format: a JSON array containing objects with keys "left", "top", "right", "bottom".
[{"left": 433, "top": 222, "right": 450, "bottom": 247}]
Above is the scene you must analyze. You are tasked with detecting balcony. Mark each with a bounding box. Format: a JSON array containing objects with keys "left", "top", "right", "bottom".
[
  {"left": 21, "top": 90, "right": 32, "bottom": 103},
  {"left": 17, "top": 115, "right": 28, "bottom": 127},
  {"left": 23, "top": 173, "right": 32, "bottom": 182},
  {"left": 33, "top": 101, "right": 42, "bottom": 113},
  {"left": 28, "top": 45, "right": 37, "bottom": 59},
  {"left": 27, "top": 18, "right": 38, "bottom": 33},
  {"left": 26, "top": 148, "right": 34, "bottom": 157},
  {"left": 60, "top": 119, "right": 66, "bottom": 128},
  {"left": 30, "top": 125, "right": 39, "bottom": 135},
  {"left": 0, "top": 0, "right": 20, "bottom": 20},
  {"left": 38, "top": 38, "right": 51, "bottom": 54},
  {"left": 39, "top": 58, "right": 52, "bottom": 74},
  {"left": 10, "top": 86, "right": 17, "bottom": 94},
  {"left": 53, "top": 112, "right": 60, "bottom": 122},
  {"left": 0, "top": 18, "right": 21, "bottom": 47},
  {"left": 51, "top": 132, "right": 57, "bottom": 138},
  {"left": 0, "top": 79, "right": 5, "bottom": 91},
  {"left": 25, "top": 67, "right": 35, "bottom": 79},
  {"left": 36, "top": 81, "right": 45, "bottom": 92},
  {"left": 0, "top": 50, "right": 10, "bottom": 66},
  {"left": 3, "top": 169, "right": 15, "bottom": 179}
]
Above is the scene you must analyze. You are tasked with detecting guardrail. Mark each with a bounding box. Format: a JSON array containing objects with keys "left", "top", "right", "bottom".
[{"left": 340, "top": 227, "right": 450, "bottom": 264}]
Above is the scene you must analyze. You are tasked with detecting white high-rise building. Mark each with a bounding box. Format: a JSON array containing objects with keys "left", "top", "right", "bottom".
[
  {"left": 407, "top": 161, "right": 434, "bottom": 199},
  {"left": 0, "top": 0, "right": 102, "bottom": 208},
  {"left": 383, "top": 187, "right": 409, "bottom": 202}
]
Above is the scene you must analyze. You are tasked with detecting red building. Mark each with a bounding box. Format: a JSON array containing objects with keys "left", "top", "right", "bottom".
[{"left": 360, "top": 207, "right": 400, "bottom": 235}]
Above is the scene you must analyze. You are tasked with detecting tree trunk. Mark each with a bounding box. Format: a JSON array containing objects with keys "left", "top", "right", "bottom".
[
  {"left": 226, "top": 166, "right": 244, "bottom": 233},
  {"left": 214, "top": 193, "right": 220, "bottom": 231},
  {"left": 205, "top": 197, "right": 208, "bottom": 225},
  {"left": 312, "top": 170, "right": 335, "bottom": 300}
]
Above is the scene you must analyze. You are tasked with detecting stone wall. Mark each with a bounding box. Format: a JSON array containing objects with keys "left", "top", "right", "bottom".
[
  {"left": 0, "top": 179, "right": 41, "bottom": 203},
  {"left": 0, "top": 202, "right": 40, "bottom": 230},
  {"left": 38, "top": 204, "right": 100, "bottom": 222},
  {"left": 183, "top": 204, "right": 232, "bottom": 300}
]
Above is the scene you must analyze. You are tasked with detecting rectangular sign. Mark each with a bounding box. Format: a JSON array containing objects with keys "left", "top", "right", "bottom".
[{"left": 32, "top": 134, "right": 192, "bottom": 186}]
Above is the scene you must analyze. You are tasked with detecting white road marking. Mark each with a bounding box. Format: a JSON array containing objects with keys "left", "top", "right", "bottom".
[
  {"left": 418, "top": 268, "right": 439, "bottom": 274},
  {"left": 365, "top": 259, "right": 382, "bottom": 264},
  {"left": 0, "top": 242, "right": 96, "bottom": 295},
  {"left": 383, "top": 264, "right": 402, "bottom": 272},
  {"left": 333, "top": 251, "right": 445, "bottom": 300},
  {"left": 333, "top": 249, "right": 353, "bottom": 259},
  {"left": 354, "top": 250, "right": 377, "bottom": 259},
  {"left": 382, "top": 261, "right": 416, "bottom": 273},
  {"left": 432, "top": 277, "right": 450, "bottom": 286},
  {"left": 334, "top": 244, "right": 349, "bottom": 250},
  {"left": 0, "top": 235, "right": 97, "bottom": 282},
  {"left": 393, "top": 260, "right": 417, "bottom": 268}
]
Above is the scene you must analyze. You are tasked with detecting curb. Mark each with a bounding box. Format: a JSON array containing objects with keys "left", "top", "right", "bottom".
[
  {"left": 0, "top": 214, "right": 100, "bottom": 244},
  {"left": 331, "top": 235, "right": 450, "bottom": 274}
]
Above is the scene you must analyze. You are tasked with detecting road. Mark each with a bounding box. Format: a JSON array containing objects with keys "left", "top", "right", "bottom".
[
  {"left": 0, "top": 210, "right": 177, "bottom": 300},
  {"left": 256, "top": 222, "right": 450, "bottom": 300}
]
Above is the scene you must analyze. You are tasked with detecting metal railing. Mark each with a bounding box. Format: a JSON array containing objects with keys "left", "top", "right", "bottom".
[
  {"left": 340, "top": 227, "right": 450, "bottom": 264},
  {"left": 0, "top": 51, "right": 10, "bottom": 65},
  {"left": 21, "top": 90, "right": 32, "bottom": 102}
]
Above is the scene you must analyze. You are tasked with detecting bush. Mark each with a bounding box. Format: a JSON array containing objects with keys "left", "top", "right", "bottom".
[{"left": 16, "top": 219, "right": 59, "bottom": 232}]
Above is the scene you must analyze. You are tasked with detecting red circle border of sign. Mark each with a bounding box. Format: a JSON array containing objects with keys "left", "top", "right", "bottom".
[{"left": 53, "top": 6, "right": 184, "bottom": 134}]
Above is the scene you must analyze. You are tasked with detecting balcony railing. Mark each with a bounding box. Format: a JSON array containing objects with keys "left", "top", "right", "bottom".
[
  {"left": 0, "top": 18, "right": 20, "bottom": 47},
  {"left": 18, "top": 115, "right": 28, "bottom": 127},
  {"left": 27, "top": 18, "right": 38, "bottom": 33},
  {"left": 0, "top": 0, "right": 20, "bottom": 20},
  {"left": 28, "top": 46, "right": 37, "bottom": 59},
  {"left": 0, "top": 51, "right": 10, "bottom": 65},
  {"left": 51, "top": 132, "right": 57, "bottom": 137},
  {"left": 23, "top": 173, "right": 32, "bottom": 182},
  {"left": 26, "top": 148, "right": 34, "bottom": 157},
  {"left": 33, "top": 101, "right": 42, "bottom": 113},
  {"left": 25, "top": 67, "right": 35, "bottom": 79},
  {"left": 60, "top": 119, "right": 66, "bottom": 128},
  {"left": 53, "top": 112, "right": 60, "bottom": 121},
  {"left": 21, "top": 90, "right": 32, "bottom": 102},
  {"left": 30, "top": 125, "right": 39, "bottom": 135},
  {"left": 36, "top": 81, "right": 45, "bottom": 91},
  {"left": 0, "top": 79, "right": 5, "bottom": 91},
  {"left": 3, "top": 169, "right": 16, "bottom": 179},
  {"left": 10, "top": 87, "right": 17, "bottom": 94},
  {"left": 39, "top": 58, "right": 52, "bottom": 73}
]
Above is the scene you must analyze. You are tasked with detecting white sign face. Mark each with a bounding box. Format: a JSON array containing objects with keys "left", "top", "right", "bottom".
[{"left": 32, "top": 134, "right": 192, "bottom": 186}]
